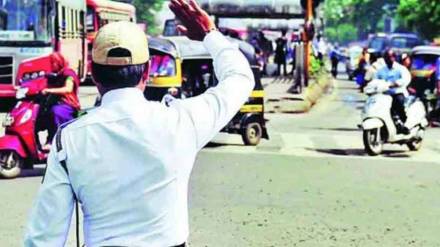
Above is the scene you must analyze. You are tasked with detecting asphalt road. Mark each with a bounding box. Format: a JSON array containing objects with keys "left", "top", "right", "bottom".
[{"left": 1, "top": 77, "right": 440, "bottom": 246}]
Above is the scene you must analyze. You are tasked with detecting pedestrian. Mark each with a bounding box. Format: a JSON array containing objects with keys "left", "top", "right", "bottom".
[
  {"left": 23, "top": 0, "right": 255, "bottom": 246},
  {"left": 275, "top": 29, "right": 288, "bottom": 76},
  {"left": 314, "top": 35, "right": 326, "bottom": 64},
  {"left": 257, "top": 30, "right": 273, "bottom": 73},
  {"left": 41, "top": 52, "right": 80, "bottom": 151},
  {"left": 356, "top": 48, "right": 371, "bottom": 91},
  {"left": 329, "top": 45, "right": 339, "bottom": 78}
]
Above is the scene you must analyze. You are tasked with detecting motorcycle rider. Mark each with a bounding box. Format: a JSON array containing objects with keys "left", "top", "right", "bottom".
[
  {"left": 41, "top": 52, "right": 80, "bottom": 150},
  {"left": 375, "top": 49, "right": 411, "bottom": 134}
]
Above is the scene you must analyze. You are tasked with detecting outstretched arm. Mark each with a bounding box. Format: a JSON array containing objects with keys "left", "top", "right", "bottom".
[{"left": 169, "top": 0, "right": 255, "bottom": 150}]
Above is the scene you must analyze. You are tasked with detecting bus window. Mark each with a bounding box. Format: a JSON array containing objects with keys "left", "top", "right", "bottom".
[
  {"left": 86, "top": 7, "right": 95, "bottom": 32},
  {"left": 0, "top": 0, "right": 54, "bottom": 43}
]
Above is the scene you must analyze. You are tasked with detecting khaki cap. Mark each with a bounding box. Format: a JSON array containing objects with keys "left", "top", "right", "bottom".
[{"left": 92, "top": 21, "right": 149, "bottom": 66}]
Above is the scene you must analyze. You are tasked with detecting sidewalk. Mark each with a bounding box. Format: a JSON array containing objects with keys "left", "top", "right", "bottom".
[{"left": 263, "top": 74, "right": 334, "bottom": 114}]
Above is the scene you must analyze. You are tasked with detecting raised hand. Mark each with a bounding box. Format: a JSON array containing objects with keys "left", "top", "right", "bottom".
[{"left": 169, "top": 0, "right": 216, "bottom": 41}]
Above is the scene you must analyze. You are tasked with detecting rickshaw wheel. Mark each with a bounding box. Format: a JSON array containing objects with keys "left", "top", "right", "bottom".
[{"left": 242, "top": 122, "right": 262, "bottom": 146}]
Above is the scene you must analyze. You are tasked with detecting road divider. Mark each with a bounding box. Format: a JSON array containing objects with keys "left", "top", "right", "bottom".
[{"left": 265, "top": 73, "right": 334, "bottom": 114}]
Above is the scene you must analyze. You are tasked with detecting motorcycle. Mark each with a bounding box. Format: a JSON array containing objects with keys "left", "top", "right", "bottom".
[
  {"left": 0, "top": 77, "right": 53, "bottom": 178},
  {"left": 361, "top": 79, "right": 428, "bottom": 156}
]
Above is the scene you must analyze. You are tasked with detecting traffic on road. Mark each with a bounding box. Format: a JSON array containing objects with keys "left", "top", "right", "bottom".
[{"left": 0, "top": 0, "right": 439, "bottom": 246}]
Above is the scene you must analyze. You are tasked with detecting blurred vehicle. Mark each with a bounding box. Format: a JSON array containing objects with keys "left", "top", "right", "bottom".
[
  {"left": 361, "top": 79, "right": 428, "bottom": 156},
  {"left": 0, "top": 76, "right": 50, "bottom": 178},
  {"left": 0, "top": 0, "right": 136, "bottom": 106},
  {"left": 145, "top": 36, "right": 269, "bottom": 145},
  {"left": 368, "top": 33, "right": 423, "bottom": 59},
  {"left": 345, "top": 45, "right": 363, "bottom": 80},
  {"left": 86, "top": 0, "right": 136, "bottom": 79},
  {"left": 0, "top": 0, "right": 86, "bottom": 103},
  {"left": 409, "top": 46, "right": 440, "bottom": 115},
  {"left": 144, "top": 37, "right": 182, "bottom": 101}
]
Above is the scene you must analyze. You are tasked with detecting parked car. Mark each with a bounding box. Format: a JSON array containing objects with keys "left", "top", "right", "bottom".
[{"left": 368, "top": 33, "right": 423, "bottom": 59}]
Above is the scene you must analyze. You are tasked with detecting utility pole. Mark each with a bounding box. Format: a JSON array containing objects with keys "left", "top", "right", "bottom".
[{"left": 304, "top": 0, "right": 313, "bottom": 87}]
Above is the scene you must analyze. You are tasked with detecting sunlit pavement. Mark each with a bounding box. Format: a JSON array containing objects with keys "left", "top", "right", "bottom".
[{"left": 1, "top": 77, "right": 440, "bottom": 246}]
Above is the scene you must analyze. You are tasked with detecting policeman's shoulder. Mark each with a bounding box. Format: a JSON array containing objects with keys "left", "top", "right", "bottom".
[{"left": 59, "top": 109, "right": 95, "bottom": 133}]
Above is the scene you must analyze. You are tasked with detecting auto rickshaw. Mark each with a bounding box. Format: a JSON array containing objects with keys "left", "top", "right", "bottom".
[
  {"left": 409, "top": 46, "right": 440, "bottom": 115},
  {"left": 146, "top": 36, "right": 269, "bottom": 145}
]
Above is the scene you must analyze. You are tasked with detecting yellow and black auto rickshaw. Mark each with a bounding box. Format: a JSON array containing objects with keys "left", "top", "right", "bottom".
[
  {"left": 409, "top": 46, "right": 440, "bottom": 115},
  {"left": 146, "top": 36, "right": 269, "bottom": 145}
]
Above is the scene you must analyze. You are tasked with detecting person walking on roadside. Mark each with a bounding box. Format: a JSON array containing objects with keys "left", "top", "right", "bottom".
[
  {"left": 23, "top": 0, "right": 255, "bottom": 246},
  {"left": 275, "top": 29, "right": 288, "bottom": 76},
  {"left": 329, "top": 45, "right": 339, "bottom": 78},
  {"left": 356, "top": 48, "right": 371, "bottom": 92}
]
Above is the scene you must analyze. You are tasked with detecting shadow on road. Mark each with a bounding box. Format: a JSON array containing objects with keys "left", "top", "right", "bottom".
[
  {"left": 20, "top": 167, "right": 45, "bottom": 178},
  {"left": 334, "top": 99, "right": 365, "bottom": 104},
  {"left": 308, "top": 148, "right": 410, "bottom": 158},
  {"left": 205, "top": 142, "right": 244, "bottom": 148},
  {"left": 335, "top": 85, "right": 359, "bottom": 91},
  {"left": 308, "top": 127, "right": 361, "bottom": 132}
]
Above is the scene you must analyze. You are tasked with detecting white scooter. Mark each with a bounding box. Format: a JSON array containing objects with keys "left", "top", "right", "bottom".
[{"left": 361, "top": 79, "right": 428, "bottom": 156}]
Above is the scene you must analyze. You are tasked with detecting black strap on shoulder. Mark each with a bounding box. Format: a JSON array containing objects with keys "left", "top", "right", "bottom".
[
  {"left": 55, "top": 129, "right": 81, "bottom": 247},
  {"left": 56, "top": 131, "right": 69, "bottom": 175}
]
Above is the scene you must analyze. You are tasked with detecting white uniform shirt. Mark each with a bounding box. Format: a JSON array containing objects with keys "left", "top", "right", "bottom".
[{"left": 24, "top": 31, "right": 255, "bottom": 247}]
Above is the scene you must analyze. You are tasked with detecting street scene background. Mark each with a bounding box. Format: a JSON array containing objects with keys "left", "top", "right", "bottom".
[
  {"left": 1, "top": 0, "right": 440, "bottom": 246},
  {"left": 2, "top": 74, "right": 440, "bottom": 246}
]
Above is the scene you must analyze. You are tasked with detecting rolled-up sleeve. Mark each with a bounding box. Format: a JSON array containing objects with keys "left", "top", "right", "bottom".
[
  {"left": 174, "top": 31, "right": 255, "bottom": 150},
  {"left": 24, "top": 144, "right": 74, "bottom": 247}
]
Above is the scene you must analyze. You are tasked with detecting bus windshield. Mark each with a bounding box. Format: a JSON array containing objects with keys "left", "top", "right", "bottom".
[{"left": 0, "top": 0, "right": 53, "bottom": 44}]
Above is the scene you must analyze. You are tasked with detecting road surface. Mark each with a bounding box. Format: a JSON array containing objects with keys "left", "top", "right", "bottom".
[{"left": 0, "top": 77, "right": 439, "bottom": 246}]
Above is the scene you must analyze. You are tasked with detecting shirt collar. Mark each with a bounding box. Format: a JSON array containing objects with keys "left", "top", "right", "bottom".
[{"left": 101, "top": 87, "right": 145, "bottom": 106}]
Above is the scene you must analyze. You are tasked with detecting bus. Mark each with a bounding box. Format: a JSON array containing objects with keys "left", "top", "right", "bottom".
[
  {"left": 86, "top": 0, "right": 136, "bottom": 77},
  {"left": 0, "top": 0, "right": 136, "bottom": 101},
  {"left": 0, "top": 0, "right": 86, "bottom": 99}
]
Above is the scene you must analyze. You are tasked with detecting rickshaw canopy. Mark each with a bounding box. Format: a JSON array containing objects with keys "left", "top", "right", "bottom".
[
  {"left": 158, "top": 36, "right": 259, "bottom": 66},
  {"left": 148, "top": 37, "right": 178, "bottom": 57},
  {"left": 412, "top": 46, "right": 440, "bottom": 56}
]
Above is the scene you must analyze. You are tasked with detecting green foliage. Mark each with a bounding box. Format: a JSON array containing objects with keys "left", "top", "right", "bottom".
[
  {"left": 116, "top": 0, "right": 165, "bottom": 34},
  {"left": 397, "top": 0, "right": 440, "bottom": 40},
  {"left": 325, "top": 24, "right": 357, "bottom": 44},
  {"left": 310, "top": 55, "right": 324, "bottom": 78},
  {"left": 324, "top": 0, "right": 399, "bottom": 42}
]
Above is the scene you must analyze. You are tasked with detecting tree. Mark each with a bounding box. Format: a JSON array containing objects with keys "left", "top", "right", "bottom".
[
  {"left": 323, "top": 0, "right": 399, "bottom": 42},
  {"left": 397, "top": 0, "right": 440, "bottom": 40},
  {"left": 116, "top": 0, "right": 166, "bottom": 34}
]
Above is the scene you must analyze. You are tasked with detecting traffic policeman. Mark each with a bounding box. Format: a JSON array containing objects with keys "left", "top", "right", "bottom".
[{"left": 23, "top": 0, "right": 254, "bottom": 246}]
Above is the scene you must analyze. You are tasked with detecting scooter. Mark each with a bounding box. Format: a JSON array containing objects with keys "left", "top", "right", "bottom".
[
  {"left": 361, "top": 79, "right": 428, "bottom": 156},
  {"left": 0, "top": 77, "right": 50, "bottom": 178}
]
